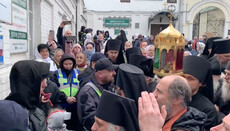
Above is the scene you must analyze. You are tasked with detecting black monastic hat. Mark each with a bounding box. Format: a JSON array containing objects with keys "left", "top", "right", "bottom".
[
  {"left": 212, "top": 39, "right": 230, "bottom": 54},
  {"left": 139, "top": 59, "right": 155, "bottom": 78},
  {"left": 95, "top": 90, "right": 139, "bottom": 131},
  {"left": 105, "top": 39, "right": 122, "bottom": 51},
  {"left": 202, "top": 37, "right": 222, "bottom": 57},
  {"left": 116, "top": 64, "right": 148, "bottom": 106},
  {"left": 128, "top": 54, "right": 147, "bottom": 66},
  {"left": 183, "top": 56, "right": 211, "bottom": 84},
  {"left": 125, "top": 47, "right": 142, "bottom": 63},
  {"left": 128, "top": 54, "right": 155, "bottom": 78}
]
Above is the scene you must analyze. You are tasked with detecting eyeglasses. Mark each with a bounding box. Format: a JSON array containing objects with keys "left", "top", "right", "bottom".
[{"left": 48, "top": 44, "right": 53, "bottom": 47}]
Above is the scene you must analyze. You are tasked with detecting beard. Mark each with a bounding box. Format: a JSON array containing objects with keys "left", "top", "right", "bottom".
[
  {"left": 222, "top": 80, "right": 230, "bottom": 102},
  {"left": 213, "top": 77, "right": 220, "bottom": 95},
  {"left": 102, "top": 76, "right": 114, "bottom": 84},
  {"left": 165, "top": 103, "right": 173, "bottom": 121},
  {"left": 158, "top": 100, "right": 173, "bottom": 121}
]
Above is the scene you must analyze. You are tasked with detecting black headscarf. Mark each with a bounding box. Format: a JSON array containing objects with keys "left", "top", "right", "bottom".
[
  {"left": 95, "top": 90, "right": 139, "bottom": 131},
  {"left": 116, "top": 64, "right": 148, "bottom": 106},
  {"left": 5, "top": 60, "right": 50, "bottom": 109}
]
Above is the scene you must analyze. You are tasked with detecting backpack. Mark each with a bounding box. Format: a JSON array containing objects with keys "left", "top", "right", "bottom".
[{"left": 26, "top": 107, "right": 47, "bottom": 131}]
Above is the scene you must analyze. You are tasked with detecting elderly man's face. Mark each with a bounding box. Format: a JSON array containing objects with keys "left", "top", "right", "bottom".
[
  {"left": 91, "top": 117, "right": 120, "bottom": 131},
  {"left": 153, "top": 77, "right": 173, "bottom": 119},
  {"left": 65, "top": 30, "right": 72, "bottom": 37},
  {"left": 216, "top": 53, "right": 230, "bottom": 64},
  {"left": 107, "top": 50, "right": 119, "bottom": 63},
  {"left": 91, "top": 117, "right": 109, "bottom": 131}
]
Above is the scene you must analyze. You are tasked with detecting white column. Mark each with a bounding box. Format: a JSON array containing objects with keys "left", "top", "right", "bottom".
[
  {"left": 224, "top": 21, "right": 229, "bottom": 38},
  {"left": 189, "top": 23, "right": 193, "bottom": 40}
]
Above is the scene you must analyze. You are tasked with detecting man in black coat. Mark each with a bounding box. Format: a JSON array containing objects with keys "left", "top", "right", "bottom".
[
  {"left": 153, "top": 75, "right": 207, "bottom": 130},
  {"left": 183, "top": 55, "right": 218, "bottom": 130},
  {"left": 77, "top": 58, "right": 117, "bottom": 130},
  {"left": 56, "top": 21, "right": 72, "bottom": 52},
  {"left": 208, "top": 39, "right": 230, "bottom": 72},
  {"left": 215, "top": 61, "right": 230, "bottom": 116}
]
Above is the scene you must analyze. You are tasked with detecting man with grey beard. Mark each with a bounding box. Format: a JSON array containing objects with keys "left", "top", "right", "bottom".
[
  {"left": 214, "top": 61, "right": 230, "bottom": 116},
  {"left": 208, "top": 39, "right": 230, "bottom": 73},
  {"left": 153, "top": 75, "right": 206, "bottom": 130}
]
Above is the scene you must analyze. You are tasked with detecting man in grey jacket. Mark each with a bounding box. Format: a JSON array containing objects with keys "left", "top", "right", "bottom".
[{"left": 77, "top": 58, "right": 117, "bottom": 130}]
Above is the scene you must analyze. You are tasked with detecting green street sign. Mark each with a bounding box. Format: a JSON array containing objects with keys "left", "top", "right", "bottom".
[
  {"left": 9, "top": 30, "right": 27, "bottom": 40},
  {"left": 104, "top": 18, "right": 130, "bottom": 28}
]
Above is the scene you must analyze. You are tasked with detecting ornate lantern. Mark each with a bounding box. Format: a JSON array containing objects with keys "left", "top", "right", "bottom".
[{"left": 153, "top": 14, "right": 185, "bottom": 77}]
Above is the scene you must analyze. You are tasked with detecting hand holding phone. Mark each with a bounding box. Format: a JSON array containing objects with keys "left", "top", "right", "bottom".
[
  {"left": 63, "top": 21, "right": 71, "bottom": 25},
  {"left": 43, "top": 93, "right": 52, "bottom": 100}
]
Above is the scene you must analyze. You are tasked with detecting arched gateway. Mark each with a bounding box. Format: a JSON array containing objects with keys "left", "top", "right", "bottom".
[{"left": 187, "top": 0, "right": 230, "bottom": 39}]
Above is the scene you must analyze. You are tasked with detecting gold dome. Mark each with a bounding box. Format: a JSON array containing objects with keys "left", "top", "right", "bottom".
[
  {"left": 158, "top": 22, "right": 182, "bottom": 38},
  {"left": 155, "top": 21, "right": 185, "bottom": 46}
]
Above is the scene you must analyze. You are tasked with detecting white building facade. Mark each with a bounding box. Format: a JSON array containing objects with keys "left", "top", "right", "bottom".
[
  {"left": 0, "top": 0, "right": 86, "bottom": 99},
  {"left": 85, "top": 0, "right": 181, "bottom": 41}
]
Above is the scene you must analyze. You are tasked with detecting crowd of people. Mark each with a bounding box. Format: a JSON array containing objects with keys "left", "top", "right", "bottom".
[{"left": 1, "top": 20, "right": 230, "bottom": 131}]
